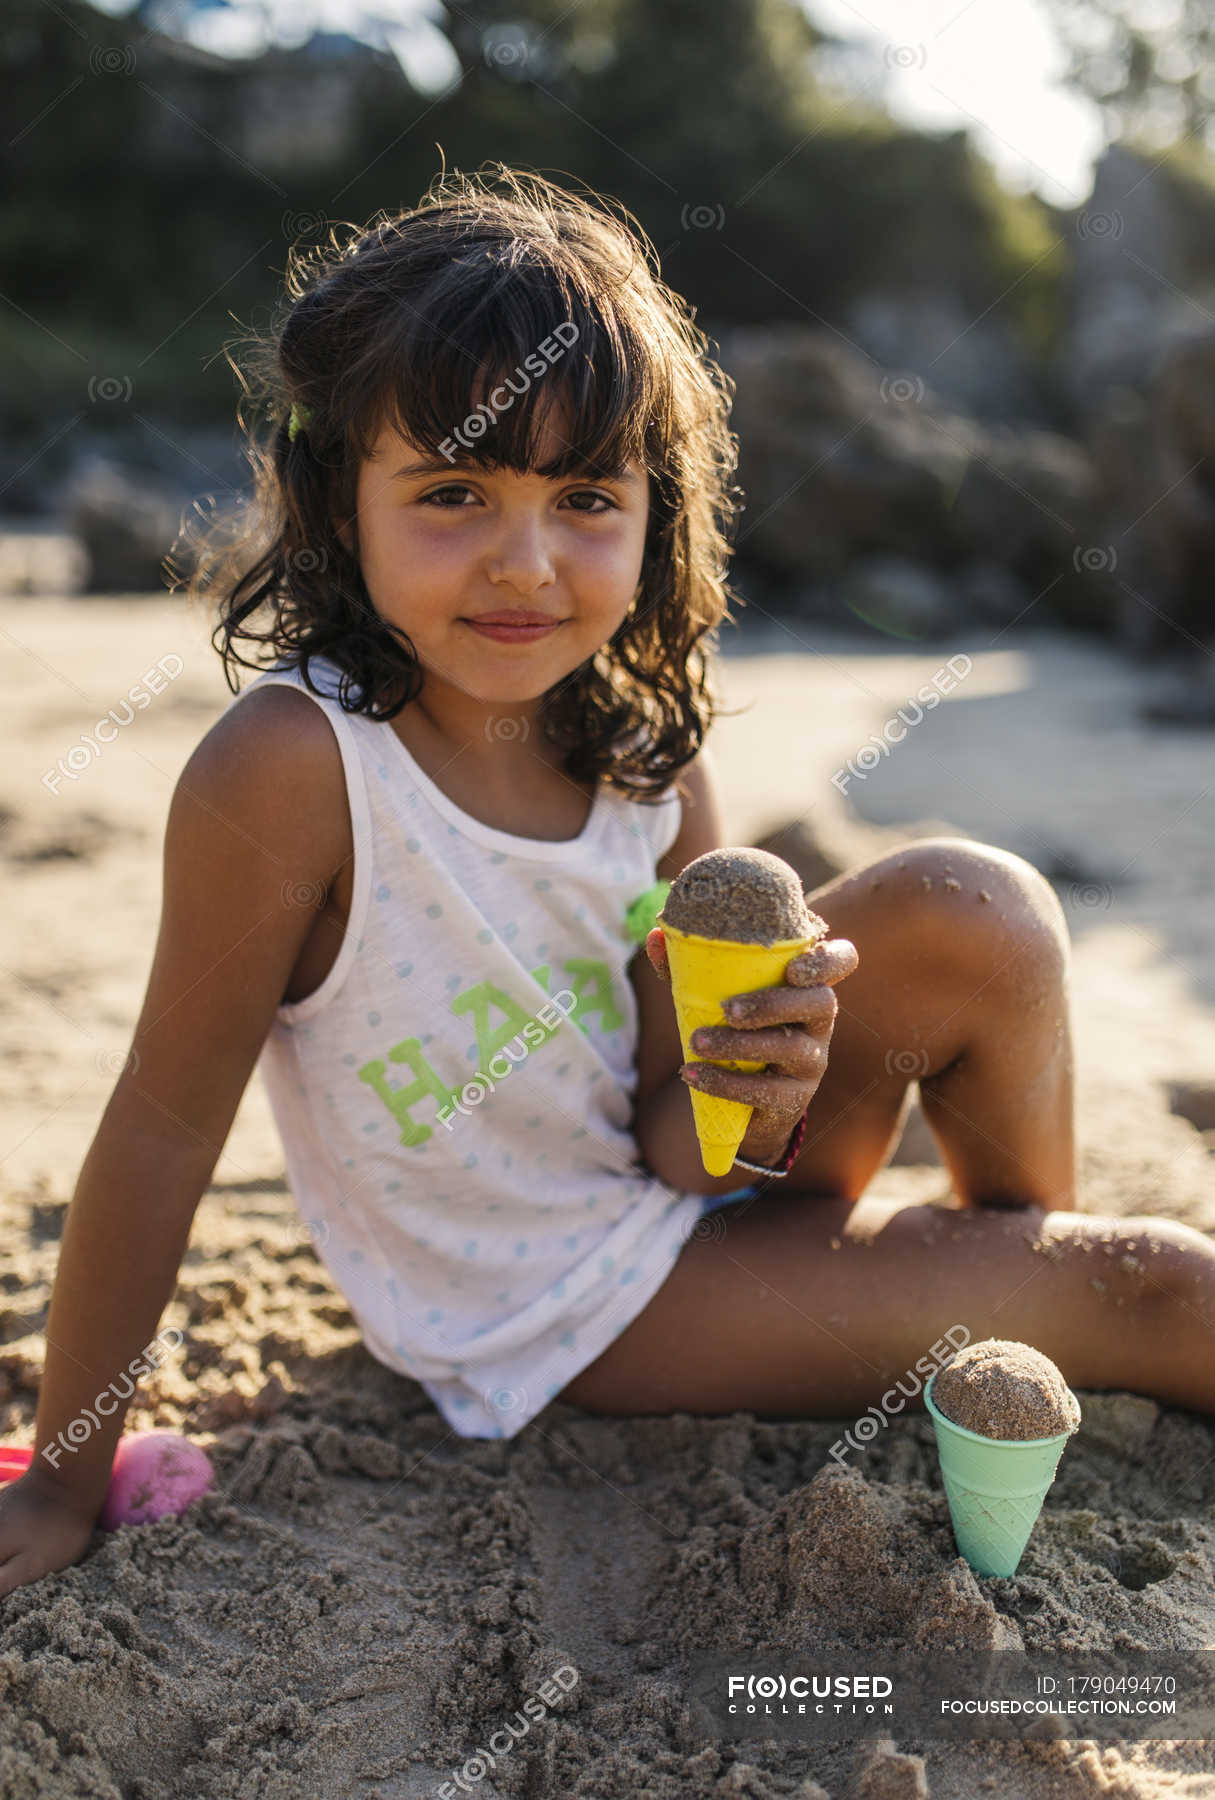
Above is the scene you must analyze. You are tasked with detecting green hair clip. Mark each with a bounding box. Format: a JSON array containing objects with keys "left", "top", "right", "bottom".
[
  {"left": 624, "top": 879, "right": 672, "bottom": 947},
  {"left": 287, "top": 401, "right": 313, "bottom": 442}
]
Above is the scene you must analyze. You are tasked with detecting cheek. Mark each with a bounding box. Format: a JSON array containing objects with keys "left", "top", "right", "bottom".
[
  {"left": 576, "top": 522, "right": 647, "bottom": 588},
  {"left": 362, "top": 513, "right": 466, "bottom": 591}
]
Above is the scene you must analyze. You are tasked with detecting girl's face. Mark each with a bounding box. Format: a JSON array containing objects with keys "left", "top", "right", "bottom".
[{"left": 336, "top": 397, "right": 651, "bottom": 718}]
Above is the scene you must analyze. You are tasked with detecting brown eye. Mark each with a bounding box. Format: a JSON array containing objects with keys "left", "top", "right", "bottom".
[{"left": 417, "top": 484, "right": 615, "bottom": 512}]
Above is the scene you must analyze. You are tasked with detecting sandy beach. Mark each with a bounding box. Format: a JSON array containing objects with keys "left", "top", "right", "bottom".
[{"left": 2, "top": 591, "right": 1214, "bottom": 1797}]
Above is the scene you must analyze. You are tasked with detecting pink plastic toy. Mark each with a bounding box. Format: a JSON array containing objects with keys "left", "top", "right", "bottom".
[{"left": 0, "top": 1432, "right": 213, "bottom": 1528}]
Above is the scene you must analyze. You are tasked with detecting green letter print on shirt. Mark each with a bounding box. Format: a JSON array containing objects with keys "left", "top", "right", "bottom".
[{"left": 356, "top": 958, "right": 624, "bottom": 1147}]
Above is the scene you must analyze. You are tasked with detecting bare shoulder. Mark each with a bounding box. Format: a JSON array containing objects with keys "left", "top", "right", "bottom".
[
  {"left": 180, "top": 681, "right": 351, "bottom": 893},
  {"left": 655, "top": 741, "right": 726, "bottom": 883},
  {"left": 101, "top": 682, "right": 354, "bottom": 1166}
]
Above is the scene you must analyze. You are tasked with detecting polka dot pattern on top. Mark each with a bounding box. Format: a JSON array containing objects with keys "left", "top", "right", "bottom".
[{"left": 223, "top": 653, "right": 707, "bottom": 1442}]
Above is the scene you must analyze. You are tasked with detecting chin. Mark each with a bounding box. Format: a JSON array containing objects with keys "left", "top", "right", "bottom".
[{"left": 448, "top": 670, "right": 558, "bottom": 707}]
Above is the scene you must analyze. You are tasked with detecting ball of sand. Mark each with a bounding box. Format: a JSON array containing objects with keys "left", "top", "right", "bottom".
[
  {"left": 932, "top": 1339, "right": 1081, "bottom": 1441},
  {"left": 98, "top": 1432, "right": 214, "bottom": 1530},
  {"left": 659, "top": 846, "right": 828, "bottom": 946}
]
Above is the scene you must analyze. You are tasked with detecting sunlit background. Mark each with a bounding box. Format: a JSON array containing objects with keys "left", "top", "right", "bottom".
[{"left": 83, "top": 0, "right": 1199, "bottom": 205}]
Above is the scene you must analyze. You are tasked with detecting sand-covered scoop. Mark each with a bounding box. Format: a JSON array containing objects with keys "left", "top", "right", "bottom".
[
  {"left": 660, "top": 846, "right": 820, "bottom": 945},
  {"left": 925, "top": 1338, "right": 1081, "bottom": 1577},
  {"left": 933, "top": 1340, "right": 1081, "bottom": 1441},
  {"left": 657, "top": 848, "right": 829, "bottom": 1176}
]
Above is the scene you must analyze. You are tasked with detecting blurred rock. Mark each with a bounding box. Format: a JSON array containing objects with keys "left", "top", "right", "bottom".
[
  {"left": 64, "top": 456, "right": 189, "bottom": 595},
  {"left": 1137, "top": 663, "right": 1215, "bottom": 727},
  {"left": 1055, "top": 148, "right": 1215, "bottom": 665},
  {"left": 1053, "top": 144, "right": 1215, "bottom": 431},
  {"left": 956, "top": 559, "right": 1033, "bottom": 628},
  {"left": 751, "top": 816, "right": 852, "bottom": 895},
  {"left": 720, "top": 325, "right": 1101, "bottom": 631},
  {"left": 0, "top": 523, "right": 87, "bottom": 595},
  {"left": 1052, "top": 145, "right": 1184, "bottom": 426},
  {"left": 847, "top": 286, "right": 1047, "bottom": 426},
  {"left": 1164, "top": 1080, "right": 1215, "bottom": 1134},
  {"left": 839, "top": 555, "right": 968, "bottom": 640},
  {"left": 1019, "top": 842, "right": 1119, "bottom": 889},
  {"left": 1086, "top": 335, "right": 1215, "bottom": 668},
  {"left": 949, "top": 425, "right": 1102, "bottom": 629},
  {"left": 721, "top": 325, "right": 967, "bottom": 585}
]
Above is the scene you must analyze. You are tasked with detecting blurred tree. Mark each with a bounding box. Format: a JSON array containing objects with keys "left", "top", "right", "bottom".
[
  {"left": 0, "top": 0, "right": 1061, "bottom": 453},
  {"left": 1039, "top": 0, "right": 1215, "bottom": 150}
]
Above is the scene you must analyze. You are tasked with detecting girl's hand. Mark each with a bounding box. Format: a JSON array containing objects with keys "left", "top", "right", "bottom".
[
  {"left": 0, "top": 1469, "right": 101, "bottom": 1599},
  {"left": 646, "top": 926, "right": 860, "bottom": 1165}
]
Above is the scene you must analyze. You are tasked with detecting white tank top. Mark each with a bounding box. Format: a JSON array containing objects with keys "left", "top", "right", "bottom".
[{"left": 222, "top": 654, "right": 707, "bottom": 1438}]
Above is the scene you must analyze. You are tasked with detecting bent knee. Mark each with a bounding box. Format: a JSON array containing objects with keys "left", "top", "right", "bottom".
[
  {"left": 1061, "top": 1215, "right": 1206, "bottom": 1319},
  {"left": 1116, "top": 1216, "right": 1214, "bottom": 1311},
  {"left": 810, "top": 839, "right": 1072, "bottom": 1021},
  {"left": 858, "top": 837, "right": 1068, "bottom": 972},
  {"left": 894, "top": 837, "right": 1062, "bottom": 919}
]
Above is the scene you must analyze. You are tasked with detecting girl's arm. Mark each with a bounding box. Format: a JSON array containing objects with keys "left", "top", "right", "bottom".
[{"left": 12, "top": 687, "right": 349, "bottom": 1528}]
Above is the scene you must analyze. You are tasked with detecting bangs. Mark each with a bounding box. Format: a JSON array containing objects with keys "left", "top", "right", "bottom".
[{"left": 353, "top": 251, "right": 661, "bottom": 483}]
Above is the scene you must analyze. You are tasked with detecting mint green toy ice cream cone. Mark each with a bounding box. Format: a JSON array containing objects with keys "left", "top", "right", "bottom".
[{"left": 924, "top": 1370, "right": 1078, "bottom": 1577}]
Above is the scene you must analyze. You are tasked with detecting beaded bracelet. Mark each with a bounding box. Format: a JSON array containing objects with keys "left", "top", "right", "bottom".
[{"left": 732, "top": 1104, "right": 810, "bottom": 1179}]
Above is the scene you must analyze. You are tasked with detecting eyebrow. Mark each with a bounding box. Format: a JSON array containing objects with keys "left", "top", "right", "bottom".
[{"left": 389, "top": 458, "right": 644, "bottom": 484}]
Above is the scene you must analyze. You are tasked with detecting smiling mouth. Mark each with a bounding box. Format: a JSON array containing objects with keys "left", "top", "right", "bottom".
[
  {"left": 462, "top": 617, "right": 564, "bottom": 637},
  {"left": 465, "top": 613, "right": 562, "bottom": 625}
]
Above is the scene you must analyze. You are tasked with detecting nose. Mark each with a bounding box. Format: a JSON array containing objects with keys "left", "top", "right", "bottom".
[{"left": 486, "top": 512, "right": 557, "bottom": 595}]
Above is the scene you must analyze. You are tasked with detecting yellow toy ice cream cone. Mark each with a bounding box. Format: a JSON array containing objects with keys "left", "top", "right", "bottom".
[{"left": 661, "top": 919, "right": 824, "bottom": 1176}]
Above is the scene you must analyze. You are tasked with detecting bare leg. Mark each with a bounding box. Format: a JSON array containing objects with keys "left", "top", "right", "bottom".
[
  {"left": 559, "top": 837, "right": 1210, "bottom": 1424},
  {"left": 558, "top": 1193, "right": 1215, "bottom": 1420},
  {"left": 772, "top": 837, "right": 1075, "bottom": 1209}
]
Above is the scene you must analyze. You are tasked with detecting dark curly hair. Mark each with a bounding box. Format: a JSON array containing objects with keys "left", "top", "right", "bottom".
[{"left": 171, "top": 161, "right": 746, "bottom": 802}]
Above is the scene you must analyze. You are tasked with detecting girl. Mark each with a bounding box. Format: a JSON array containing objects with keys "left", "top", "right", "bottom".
[{"left": 2, "top": 164, "right": 1213, "bottom": 1598}]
